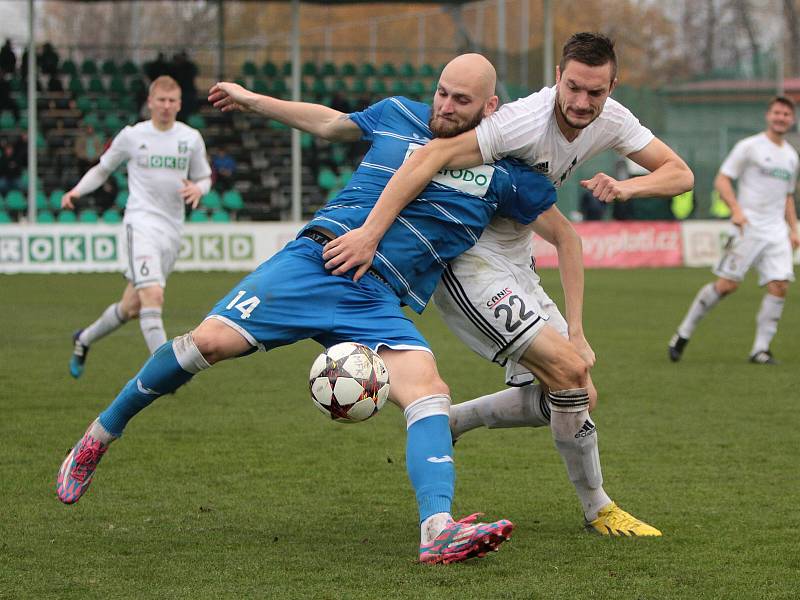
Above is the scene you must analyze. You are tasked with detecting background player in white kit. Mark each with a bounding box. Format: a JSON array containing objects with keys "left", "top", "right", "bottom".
[
  {"left": 324, "top": 33, "right": 694, "bottom": 536},
  {"left": 669, "top": 97, "right": 798, "bottom": 365},
  {"left": 62, "top": 75, "right": 212, "bottom": 378}
]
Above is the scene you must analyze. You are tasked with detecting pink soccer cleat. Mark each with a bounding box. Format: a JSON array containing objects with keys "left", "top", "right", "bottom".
[
  {"left": 56, "top": 420, "right": 113, "bottom": 504},
  {"left": 419, "top": 513, "right": 514, "bottom": 564}
]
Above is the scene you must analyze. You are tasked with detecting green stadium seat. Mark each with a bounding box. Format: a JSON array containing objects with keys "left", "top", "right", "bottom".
[
  {"left": 340, "top": 62, "right": 357, "bottom": 77},
  {"left": 271, "top": 78, "right": 288, "bottom": 97},
  {"left": 302, "top": 61, "right": 317, "bottom": 77},
  {"left": 68, "top": 77, "right": 85, "bottom": 95},
  {"left": 36, "top": 210, "right": 55, "bottom": 223},
  {"left": 109, "top": 75, "right": 126, "bottom": 95},
  {"left": 80, "top": 59, "right": 98, "bottom": 75},
  {"left": 121, "top": 60, "right": 138, "bottom": 76},
  {"left": 103, "top": 114, "right": 124, "bottom": 134},
  {"left": 301, "top": 132, "right": 314, "bottom": 150},
  {"left": 331, "top": 79, "right": 348, "bottom": 94},
  {"left": 61, "top": 59, "right": 78, "bottom": 76},
  {"left": 88, "top": 77, "right": 105, "bottom": 94},
  {"left": 79, "top": 209, "right": 99, "bottom": 223},
  {"left": 350, "top": 78, "right": 367, "bottom": 95},
  {"left": 0, "top": 112, "right": 15, "bottom": 129},
  {"left": 187, "top": 114, "right": 206, "bottom": 129},
  {"left": 101, "top": 59, "right": 118, "bottom": 76},
  {"left": 129, "top": 79, "right": 146, "bottom": 96},
  {"left": 390, "top": 80, "right": 410, "bottom": 96},
  {"left": 9, "top": 77, "right": 22, "bottom": 92},
  {"left": 419, "top": 63, "right": 436, "bottom": 78},
  {"left": 399, "top": 62, "right": 416, "bottom": 78},
  {"left": 202, "top": 190, "right": 222, "bottom": 209},
  {"left": 189, "top": 209, "right": 209, "bottom": 222},
  {"left": 119, "top": 96, "right": 138, "bottom": 113},
  {"left": 369, "top": 79, "right": 387, "bottom": 95},
  {"left": 5, "top": 190, "right": 26, "bottom": 211},
  {"left": 330, "top": 145, "right": 348, "bottom": 166},
  {"left": 113, "top": 171, "right": 127, "bottom": 188},
  {"left": 312, "top": 78, "right": 328, "bottom": 96},
  {"left": 96, "top": 95, "right": 115, "bottom": 111},
  {"left": 338, "top": 166, "right": 354, "bottom": 186},
  {"left": 410, "top": 80, "right": 428, "bottom": 98},
  {"left": 281, "top": 62, "right": 292, "bottom": 76},
  {"left": 358, "top": 63, "right": 376, "bottom": 77},
  {"left": 252, "top": 79, "right": 269, "bottom": 94},
  {"left": 379, "top": 63, "right": 397, "bottom": 78},
  {"left": 102, "top": 208, "right": 122, "bottom": 223},
  {"left": 49, "top": 190, "right": 65, "bottom": 210},
  {"left": 35, "top": 191, "right": 47, "bottom": 210},
  {"left": 57, "top": 210, "right": 78, "bottom": 223},
  {"left": 242, "top": 60, "right": 258, "bottom": 76},
  {"left": 210, "top": 209, "right": 231, "bottom": 222},
  {"left": 320, "top": 62, "right": 337, "bottom": 77},
  {"left": 0, "top": 210, "right": 12, "bottom": 224},
  {"left": 75, "top": 95, "right": 93, "bottom": 113},
  {"left": 222, "top": 189, "right": 244, "bottom": 211},
  {"left": 115, "top": 190, "right": 129, "bottom": 209},
  {"left": 317, "top": 168, "right": 339, "bottom": 191},
  {"left": 261, "top": 61, "right": 278, "bottom": 78},
  {"left": 81, "top": 114, "right": 101, "bottom": 131}
]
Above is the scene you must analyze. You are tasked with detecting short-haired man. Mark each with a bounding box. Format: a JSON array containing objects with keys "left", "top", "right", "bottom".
[
  {"left": 669, "top": 97, "right": 798, "bottom": 364},
  {"left": 63, "top": 76, "right": 212, "bottom": 378},
  {"left": 323, "top": 32, "right": 694, "bottom": 536}
]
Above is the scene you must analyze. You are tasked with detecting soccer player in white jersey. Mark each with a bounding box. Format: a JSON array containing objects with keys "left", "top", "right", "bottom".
[
  {"left": 62, "top": 76, "right": 212, "bottom": 378},
  {"left": 324, "top": 32, "right": 694, "bottom": 536},
  {"left": 669, "top": 97, "right": 799, "bottom": 365}
]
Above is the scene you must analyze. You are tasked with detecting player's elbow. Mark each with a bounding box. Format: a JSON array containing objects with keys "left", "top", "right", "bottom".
[{"left": 675, "top": 162, "right": 694, "bottom": 194}]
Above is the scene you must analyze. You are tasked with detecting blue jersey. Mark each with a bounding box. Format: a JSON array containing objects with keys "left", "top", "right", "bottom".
[{"left": 304, "top": 97, "right": 556, "bottom": 313}]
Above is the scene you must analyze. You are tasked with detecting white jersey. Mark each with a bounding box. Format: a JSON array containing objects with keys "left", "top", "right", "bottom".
[
  {"left": 472, "top": 85, "right": 654, "bottom": 260},
  {"left": 100, "top": 120, "right": 211, "bottom": 239},
  {"left": 719, "top": 132, "right": 799, "bottom": 237}
]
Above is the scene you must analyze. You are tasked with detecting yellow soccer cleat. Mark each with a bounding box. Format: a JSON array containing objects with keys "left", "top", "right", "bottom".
[{"left": 585, "top": 502, "right": 662, "bottom": 537}]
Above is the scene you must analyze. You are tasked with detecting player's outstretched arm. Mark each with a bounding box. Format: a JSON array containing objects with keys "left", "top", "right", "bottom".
[
  {"left": 322, "top": 131, "right": 484, "bottom": 279},
  {"left": 530, "top": 206, "right": 595, "bottom": 367},
  {"left": 714, "top": 173, "right": 747, "bottom": 229},
  {"left": 62, "top": 164, "right": 112, "bottom": 209},
  {"left": 208, "top": 82, "right": 362, "bottom": 142},
  {"left": 581, "top": 138, "right": 694, "bottom": 202}
]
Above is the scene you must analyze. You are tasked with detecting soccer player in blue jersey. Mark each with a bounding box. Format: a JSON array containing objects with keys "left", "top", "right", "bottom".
[{"left": 57, "top": 54, "right": 556, "bottom": 564}]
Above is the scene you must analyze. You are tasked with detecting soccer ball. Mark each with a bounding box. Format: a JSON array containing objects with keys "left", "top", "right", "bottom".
[{"left": 309, "top": 342, "right": 390, "bottom": 423}]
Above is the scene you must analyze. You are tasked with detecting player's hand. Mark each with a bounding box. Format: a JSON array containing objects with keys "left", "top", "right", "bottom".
[
  {"left": 322, "top": 227, "right": 380, "bottom": 280},
  {"left": 61, "top": 189, "right": 79, "bottom": 210},
  {"left": 208, "top": 82, "right": 253, "bottom": 113},
  {"left": 790, "top": 230, "right": 800, "bottom": 250},
  {"left": 570, "top": 334, "right": 596, "bottom": 368},
  {"left": 580, "top": 173, "right": 631, "bottom": 203},
  {"left": 731, "top": 209, "right": 748, "bottom": 230},
  {"left": 180, "top": 179, "right": 203, "bottom": 209}
]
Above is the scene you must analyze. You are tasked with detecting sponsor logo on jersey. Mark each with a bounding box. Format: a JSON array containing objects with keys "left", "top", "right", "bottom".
[
  {"left": 139, "top": 155, "right": 189, "bottom": 170},
  {"left": 404, "top": 143, "right": 494, "bottom": 197},
  {"left": 178, "top": 140, "right": 188, "bottom": 154},
  {"left": 486, "top": 286, "right": 513, "bottom": 308},
  {"left": 759, "top": 166, "right": 792, "bottom": 181}
]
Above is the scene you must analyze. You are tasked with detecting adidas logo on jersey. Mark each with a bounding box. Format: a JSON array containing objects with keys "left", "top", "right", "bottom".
[{"left": 575, "top": 420, "right": 596, "bottom": 438}]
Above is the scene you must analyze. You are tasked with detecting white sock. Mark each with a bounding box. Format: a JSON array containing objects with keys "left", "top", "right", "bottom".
[
  {"left": 450, "top": 384, "right": 550, "bottom": 439},
  {"left": 88, "top": 418, "right": 116, "bottom": 445},
  {"left": 420, "top": 512, "right": 452, "bottom": 545},
  {"left": 677, "top": 283, "right": 722, "bottom": 339},
  {"left": 751, "top": 294, "right": 784, "bottom": 355},
  {"left": 79, "top": 303, "right": 127, "bottom": 346},
  {"left": 549, "top": 389, "right": 611, "bottom": 521},
  {"left": 139, "top": 307, "right": 167, "bottom": 353}
]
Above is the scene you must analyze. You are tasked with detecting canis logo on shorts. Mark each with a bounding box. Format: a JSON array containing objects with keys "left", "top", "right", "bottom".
[{"left": 486, "top": 287, "right": 513, "bottom": 308}]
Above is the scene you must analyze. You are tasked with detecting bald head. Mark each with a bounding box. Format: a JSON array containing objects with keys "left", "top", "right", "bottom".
[
  {"left": 429, "top": 53, "right": 499, "bottom": 138},
  {"left": 439, "top": 53, "right": 497, "bottom": 100}
]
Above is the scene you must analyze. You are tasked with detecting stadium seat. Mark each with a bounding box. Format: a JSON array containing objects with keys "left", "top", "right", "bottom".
[
  {"left": 350, "top": 78, "right": 367, "bottom": 95},
  {"left": 391, "top": 80, "right": 410, "bottom": 96},
  {"left": 109, "top": 75, "right": 127, "bottom": 95},
  {"left": 281, "top": 62, "right": 292, "bottom": 76},
  {"left": 399, "top": 62, "right": 416, "bottom": 78},
  {"left": 102, "top": 208, "right": 122, "bottom": 223},
  {"left": 210, "top": 209, "right": 231, "bottom": 222},
  {"left": 61, "top": 59, "right": 78, "bottom": 76},
  {"left": 312, "top": 78, "right": 328, "bottom": 96},
  {"left": 129, "top": 79, "right": 146, "bottom": 96},
  {"left": 57, "top": 210, "right": 78, "bottom": 223},
  {"left": 340, "top": 62, "right": 357, "bottom": 77},
  {"left": 410, "top": 80, "right": 428, "bottom": 98},
  {"left": 338, "top": 166, "right": 354, "bottom": 186},
  {"left": 369, "top": 79, "right": 387, "bottom": 95},
  {"left": 78, "top": 209, "right": 99, "bottom": 223},
  {"left": 188, "top": 209, "right": 209, "bottom": 222},
  {"left": 301, "top": 132, "right": 314, "bottom": 150},
  {"left": 121, "top": 60, "right": 138, "bottom": 76},
  {"left": 115, "top": 190, "right": 129, "bottom": 209},
  {"left": 80, "top": 59, "right": 98, "bottom": 75},
  {"left": 242, "top": 60, "right": 258, "bottom": 76},
  {"left": 271, "top": 78, "right": 288, "bottom": 97},
  {"left": 332, "top": 79, "right": 348, "bottom": 94},
  {"left": 35, "top": 191, "right": 47, "bottom": 210},
  {"left": 81, "top": 113, "right": 102, "bottom": 130},
  {"left": 302, "top": 61, "right": 317, "bottom": 77},
  {"left": 222, "top": 189, "right": 244, "bottom": 211},
  {"left": 0, "top": 210, "right": 12, "bottom": 223},
  {"left": 68, "top": 77, "right": 85, "bottom": 95},
  {"left": 320, "top": 62, "right": 337, "bottom": 77},
  {"left": 75, "top": 95, "right": 93, "bottom": 113},
  {"left": 49, "top": 190, "right": 65, "bottom": 210},
  {"left": 0, "top": 112, "right": 15, "bottom": 129},
  {"left": 261, "top": 61, "right": 278, "bottom": 77},
  {"left": 419, "top": 63, "right": 436, "bottom": 78},
  {"left": 9, "top": 77, "right": 22, "bottom": 92},
  {"left": 96, "top": 95, "right": 115, "bottom": 111},
  {"left": 36, "top": 210, "right": 55, "bottom": 223},
  {"left": 379, "top": 62, "right": 397, "bottom": 78},
  {"left": 5, "top": 190, "right": 26, "bottom": 211},
  {"left": 317, "top": 168, "right": 339, "bottom": 191},
  {"left": 330, "top": 145, "right": 348, "bottom": 166},
  {"left": 102, "top": 114, "right": 124, "bottom": 134},
  {"left": 252, "top": 79, "right": 269, "bottom": 94},
  {"left": 88, "top": 77, "right": 105, "bottom": 94},
  {"left": 202, "top": 190, "right": 222, "bottom": 209},
  {"left": 358, "top": 63, "right": 376, "bottom": 77},
  {"left": 101, "top": 59, "right": 118, "bottom": 76},
  {"left": 187, "top": 114, "right": 206, "bottom": 129}
]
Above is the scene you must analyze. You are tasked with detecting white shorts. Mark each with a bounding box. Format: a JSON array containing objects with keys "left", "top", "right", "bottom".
[
  {"left": 122, "top": 223, "right": 180, "bottom": 289},
  {"left": 713, "top": 227, "right": 795, "bottom": 287},
  {"left": 432, "top": 252, "right": 568, "bottom": 386}
]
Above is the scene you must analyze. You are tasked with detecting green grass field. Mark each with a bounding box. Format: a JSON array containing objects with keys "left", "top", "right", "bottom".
[{"left": 2, "top": 268, "right": 798, "bottom": 599}]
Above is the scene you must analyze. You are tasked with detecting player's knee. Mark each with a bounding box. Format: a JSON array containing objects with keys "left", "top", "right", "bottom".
[
  {"left": 767, "top": 280, "right": 788, "bottom": 297},
  {"left": 715, "top": 279, "right": 738, "bottom": 296},
  {"left": 138, "top": 285, "right": 165, "bottom": 307},
  {"left": 551, "top": 353, "right": 588, "bottom": 391}
]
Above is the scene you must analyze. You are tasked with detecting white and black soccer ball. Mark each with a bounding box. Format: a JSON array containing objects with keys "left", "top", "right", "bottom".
[{"left": 309, "top": 342, "right": 390, "bottom": 423}]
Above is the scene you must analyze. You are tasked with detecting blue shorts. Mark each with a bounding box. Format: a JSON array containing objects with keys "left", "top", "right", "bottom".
[{"left": 206, "top": 237, "right": 430, "bottom": 353}]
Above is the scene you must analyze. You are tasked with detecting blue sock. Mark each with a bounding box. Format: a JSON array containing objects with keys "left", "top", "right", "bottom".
[
  {"left": 99, "top": 341, "right": 195, "bottom": 436},
  {"left": 406, "top": 414, "right": 454, "bottom": 522}
]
